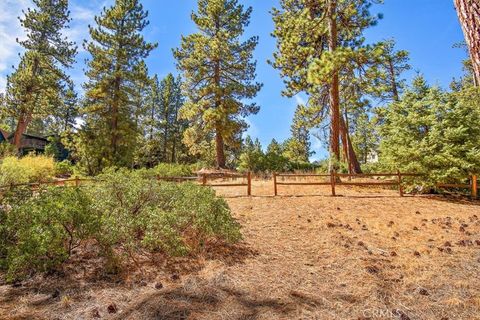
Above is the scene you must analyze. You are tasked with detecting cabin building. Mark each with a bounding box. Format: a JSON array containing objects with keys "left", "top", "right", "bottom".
[{"left": 0, "top": 130, "right": 49, "bottom": 155}]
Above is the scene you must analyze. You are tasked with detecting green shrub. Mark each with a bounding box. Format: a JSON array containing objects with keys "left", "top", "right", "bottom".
[
  {"left": 90, "top": 169, "right": 241, "bottom": 258},
  {"left": 151, "top": 163, "right": 197, "bottom": 177},
  {"left": 0, "top": 143, "right": 16, "bottom": 158},
  {"left": 0, "top": 168, "right": 241, "bottom": 281},
  {"left": 54, "top": 160, "right": 74, "bottom": 177},
  {"left": 0, "top": 187, "right": 96, "bottom": 281},
  {"left": 0, "top": 155, "right": 55, "bottom": 186}
]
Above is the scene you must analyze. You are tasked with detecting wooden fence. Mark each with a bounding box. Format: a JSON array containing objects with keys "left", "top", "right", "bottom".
[
  {"left": 157, "top": 172, "right": 252, "bottom": 196},
  {"left": 273, "top": 171, "right": 422, "bottom": 197},
  {"left": 0, "top": 176, "right": 93, "bottom": 191},
  {"left": 437, "top": 175, "right": 478, "bottom": 198},
  {"left": 0, "top": 172, "right": 477, "bottom": 198},
  {"left": 0, "top": 172, "right": 253, "bottom": 196},
  {"left": 201, "top": 172, "right": 251, "bottom": 196}
]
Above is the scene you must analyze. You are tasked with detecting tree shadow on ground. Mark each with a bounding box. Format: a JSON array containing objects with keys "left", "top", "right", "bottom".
[
  {"left": 0, "top": 241, "right": 258, "bottom": 319},
  {"left": 423, "top": 194, "right": 480, "bottom": 206},
  {"left": 115, "top": 283, "right": 295, "bottom": 320}
]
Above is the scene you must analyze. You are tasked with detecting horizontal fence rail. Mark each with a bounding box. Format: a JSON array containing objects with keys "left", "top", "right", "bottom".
[
  {"left": 0, "top": 177, "right": 95, "bottom": 190},
  {"left": 0, "top": 172, "right": 253, "bottom": 197},
  {"left": 0, "top": 172, "right": 477, "bottom": 199},
  {"left": 201, "top": 172, "right": 251, "bottom": 196},
  {"left": 274, "top": 171, "right": 420, "bottom": 197},
  {"left": 437, "top": 175, "right": 477, "bottom": 198}
]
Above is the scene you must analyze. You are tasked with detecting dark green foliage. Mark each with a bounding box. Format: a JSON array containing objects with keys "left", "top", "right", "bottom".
[
  {"left": 77, "top": 0, "right": 157, "bottom": 173},
  {"left": 1, "top": 0, "right": 77, "bottom": 147},
  {"left": 54, "top": 160, "right": 74, "bottom": 177},
  {"left": 271, "top": 0, "right": 386, "bottom": 169},
  {"left": 238, "top": 136, "right": 265, "bottom": 172},
  {"left": 0, "top": 187, "right": 95, "bottom": 281},
  {"left": 135, "top": 74, "right": 189, "bottom": 167},
  {"left": 351, "top": 111, "right": 378, "bottom": 164},
  {"left": 174, "top": 0, "right": 262, "bottom": 168},
  {"left": 238, "top": 136, "right": 315, "bottom": 173},
  {"left": 0, "top": 169, "right": 241, "bottom": 281},
  {"left": 379, "top": 76, "right": 480, "bottom": 188},
  {"left": 151, "top": 163, "right": 198, "bottom": 177}
]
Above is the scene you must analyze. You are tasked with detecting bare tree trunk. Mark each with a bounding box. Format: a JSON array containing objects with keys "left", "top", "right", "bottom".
[
  {"left": 163, "top": 109, "right": 168, "bottom": 162},
  {"left": 13, "top": 58, "right": 40, "bottom": 151},
  {"left": 455, "top": 0, "right": 480, "bottom": 86},
  {"left": 111, "top": 76, "right": 120, "bottom": 162},
  {"left": 340, "top": 116, "right": 362, "bottom": 174},
  {"left": 328, "top": 0, "right": 340, "bottom": 170},
  {"left": 340, "top": 123, "right": 352, "bottom": 175},
  {"left": 212, "top": 17, "right": 226, "bottom": 169},
  {"left": 13, "top": 113, "right": 31, "bottom": 150},
  {"left": 215, "top": 126, "right": 226, "bottom": 169},
  {"left": 387, "top": 58, "right": 400, "bottom": 101}
]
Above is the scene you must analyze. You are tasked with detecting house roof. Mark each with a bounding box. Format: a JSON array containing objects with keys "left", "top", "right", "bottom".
[
  {"left": 20, "top": 133, "right": 49, "bottom": 142},
  {"left": 5, "top": 132, "right": 48, "bottom": 142}
]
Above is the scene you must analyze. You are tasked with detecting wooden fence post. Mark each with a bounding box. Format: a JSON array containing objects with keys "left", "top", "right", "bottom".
[
  {"left": 331, "top": 170, "right": 336, "bottom": 196},
  {"left": 75, "top": 176, "right": 80, "bottom": 187},
  {"left": 247, "top": 172, "right": 252, "bottom": 196},
  {"left": 397, "top": 170, "right": 404, "bottom": 197},
  {"left": 472, "top": 175, "right": 478, "bottom": 199},
  {"left": 273, "top": 172, "right": 277, "bottom": 196},
  {"left": 202, "top": 174, "right": 207, "bottom": 186}
]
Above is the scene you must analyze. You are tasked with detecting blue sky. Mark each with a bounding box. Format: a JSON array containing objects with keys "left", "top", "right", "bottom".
[{"left": 0, "top": 0, "right": 467, "bottom": 159}]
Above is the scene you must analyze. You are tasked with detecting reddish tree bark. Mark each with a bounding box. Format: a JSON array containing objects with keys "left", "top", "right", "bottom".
[
  {"left": 340, "top": 116, "right": 362, "bottom": 174},
  {"left": 455, "top": 0, "right": 480, "bottom": 86},
  {"left": 328, "top": 0, "right": 341, "bottom": 168}
]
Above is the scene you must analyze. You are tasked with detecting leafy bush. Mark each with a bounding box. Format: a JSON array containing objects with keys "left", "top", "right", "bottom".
[
  {"left": 89, "top": 169, "right": 241, "bottom": 258},
  {"left": 0, "top": 187, "right": 96, "bottom": 280},
  {"left": 0, "top": 143, "right": 16, "bottom": 158},
  {"left": 0, "top": 155, "right": 55, "bottom": 186},
  {"left": 54, "top": 160, "right": 74, "bottom": 177},
  {"left": 151, "top": 163, "right": 197, "bottom": 177},
  {"left": 361, "top": 162, "right": 383, "bottom": 174},
  {"left": 0, "top": 168, "right": 241, "bottom": 281}
]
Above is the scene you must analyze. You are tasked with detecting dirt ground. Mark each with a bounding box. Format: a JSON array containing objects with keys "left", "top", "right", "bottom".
[{"left": 1, "top": 179, "right": 479, "bottom": 320}]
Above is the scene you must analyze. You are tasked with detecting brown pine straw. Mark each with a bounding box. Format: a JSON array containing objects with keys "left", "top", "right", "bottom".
[{"left": 0, "top": 180, "right": 479, "bottom": 319}]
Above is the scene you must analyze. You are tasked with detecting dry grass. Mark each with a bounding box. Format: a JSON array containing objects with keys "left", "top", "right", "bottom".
[{"left": 1, "top": 179, "right": 479, "bottom": 319}]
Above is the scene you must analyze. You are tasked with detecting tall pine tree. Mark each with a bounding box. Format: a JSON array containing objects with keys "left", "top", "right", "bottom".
[
  {"left": 78, "top": 0, "right": 156, "bottom": 173},
  {"left": 2, "top": 0, "right": 76, "bottom": 150},
  {"left": 135, "top": 73, "right": 187, "bottom": 167},
  {"left": 271, "top": 0, "right": 381, "bottom": 172},
  {"left": 174, "top": 0, "right": 262, "bottom": 168}
]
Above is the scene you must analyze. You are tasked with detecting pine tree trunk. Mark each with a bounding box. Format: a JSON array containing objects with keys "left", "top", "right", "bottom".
[
  {"left": 111, "top": 76, "right": 120, "bottom": 162},
  {"left": 455, "top": 0, "right": 480, "bottom": 86},
  {"left": 340, "top": 123, "right": 351, "bottom": 172},
  {"left": 13, "top": 57, "right": 40, "bottom": 150},
  {"left": 340, "top": 116, "right": 362, "bottom": 174},
  {"left": 213, "top": 17, "right": 226, "bottom": 169},
  {"left": 388, "top": 58, "right": 400, "bottom": 101},
  {"left": 13, "top": 113, "right": 32, "bottom": 150},
  {"left": 163, "top": 111, "right": 168, "bottom": 162},
  {"left": 171, "top": 104, "right": 179, "bottom": 163},
  {"left": 171, "top": 136, "right": 176, "bottom": 163},
  {"left": 215, "top": 127, "right": 226, "bottom": 169},
  {"left": 328, "top": 0, "right": 341, "bottom": 169}
]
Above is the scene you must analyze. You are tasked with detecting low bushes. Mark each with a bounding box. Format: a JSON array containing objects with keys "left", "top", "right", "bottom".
[
  {"left": 0, "top": 155, "right": 55, "bottom": 186},
  {"left": 0, "top": 169, "right": 241, "bottom": 281},
  {"left": 54, "top": 160, "right": 75, "bottom": 177},
  {"left": 151, "top": 163, "right": 201, "bottom": 177},
  {"left": 0, "top": 187, "right": 96, "bottom": 280}
]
